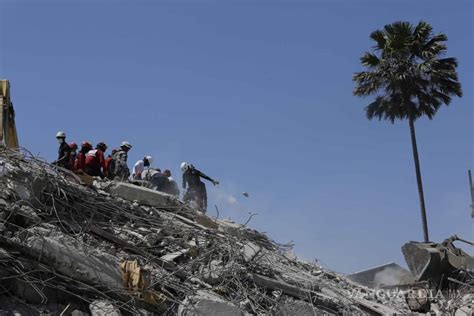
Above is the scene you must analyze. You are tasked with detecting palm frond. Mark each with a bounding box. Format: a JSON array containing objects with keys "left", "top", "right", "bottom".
[
  {"left": 353, "top": 20, "right": 462, "bottom": 122},
  {"left": 370, "top": 30, "right": 386, "bottom": 50},
  {"left": 353, "top": 70, "right": 385, "bottom": 96},
  {"left": 413, "top": 21, "right": 433, "bottom": 44},
  {"left": 360, "top": 52, "right": 380, "bottom": 68}
]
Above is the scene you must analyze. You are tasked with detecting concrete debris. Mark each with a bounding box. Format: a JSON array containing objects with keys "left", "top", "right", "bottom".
[
  {"left": 178, "top": 290, "right": 244, "bottom": 316},
  {"left": 89, "top": 300, "right": 121, "bottom": 316},
  {"left": 160, "top": 249, "right": 190, "bottom": 263},
  {"left": 0, "top": 147, "right": 471, "bottom": 315},
  {"left": 108, "top": 181, "right": 185, "bottom": 212},
  {"left": 242, "top": 241, "right": 261, "bottom": 262}
]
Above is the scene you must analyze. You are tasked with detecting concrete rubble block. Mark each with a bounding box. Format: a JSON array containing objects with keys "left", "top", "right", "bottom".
[
  {"left": 0, "top": 296, "right": 73, "bottom": 315},
  {"left": 201, "top": 260, "right": 224, "bottom": 285},
  {"left": 242, "top": 241, "right": 261, "bottom": 262},
  {"left": 160, "top": 248, "right": 190, "bottom": 262},
  {"left": 23, "top": 225, "right": 123, "bottom": 290},
  {"left": 7, "top": 181, "right": 31, "bottom": 200},
  {"left": 216, "top": 219, "right": 263, "bottom": 242},
  {"left": 178, "top": 290, "right": 244, "bottom": 316},
  {"left": 7, "top": 277, "right": 70, "bottom": 305},
  {"left": 454, "top": 293, "right": 474, "bottom": 316},
  {"left": 216, "top": 219, "right": 244, "bottom": 235},
  {"left": 0, "top": 159, "right": 10, "bottom": 177},
  {"left": 275, "top": 298, "right": 319, "bottom": 316},
  {"left": 89, "top": 300, "right": 121, "bottom": 316},
  {"left": 9, "top": 204, "right": 42, "bottom": 226},
  {"left": 195, "top": 214, "right": 218, "bottom": 229},
  {"left": 107, "top": 182, "right": 181, "bottom": 209}
]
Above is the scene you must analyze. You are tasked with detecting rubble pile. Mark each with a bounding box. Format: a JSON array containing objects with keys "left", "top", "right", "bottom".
[{"left": 0, "top": 147, "right": 467, "bottom": 315}]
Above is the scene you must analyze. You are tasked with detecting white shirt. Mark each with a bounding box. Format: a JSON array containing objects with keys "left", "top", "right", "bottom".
[{"left": 131, "top": 160, "right": 145, "bottom": 180}]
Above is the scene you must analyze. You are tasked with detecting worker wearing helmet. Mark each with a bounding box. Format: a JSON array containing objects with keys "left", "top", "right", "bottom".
[
  {"left": 109, "top": 141, "right": 133, "bottom": 180},
  {"left": 74, "top": 141, "right": 93, "bottom": 172},
  {"left": 142, "top": 168, "right": 169, "bottom": 191},
  {"left": 162, "top": 169, "right": 180, "bottom": 197},
  {"left": 104, "top": 149, "right": 117, "bottom": 179},
  {"left": 84, "top": 142, "right": 107, "bottom": 177},
  {"left": 54, "top": 131, "right": 71, "bottom": 169},
  {"left": 181, "top": 162, "right": 219, "bottom": 212},
  {"left": 131, "top": 156, "right": 153, "bottom": 180},
  {"left": 69, "top": 142, "right": 78, "bottom": 170}
]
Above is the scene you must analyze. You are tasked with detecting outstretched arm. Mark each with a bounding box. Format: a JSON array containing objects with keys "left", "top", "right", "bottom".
[{"left": 197, "top": 170, "right": 219, "bottom": 185}]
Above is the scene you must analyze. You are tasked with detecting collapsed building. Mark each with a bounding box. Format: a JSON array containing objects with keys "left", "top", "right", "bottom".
[
  {"left": 0, "top": 148, "right": 473, "bottom": 315},
  {"left": 0, "top": 147, "right": 405, "bottom": 315}
]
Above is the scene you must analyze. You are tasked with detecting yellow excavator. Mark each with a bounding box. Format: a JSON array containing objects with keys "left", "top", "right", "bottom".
[{"left": 0, "top": 80, "right": 19, "bottom": 149}]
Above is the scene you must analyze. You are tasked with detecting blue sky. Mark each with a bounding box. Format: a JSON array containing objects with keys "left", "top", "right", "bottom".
[{"left": 1, "top": 0, "right": 472, "bottom": 273}]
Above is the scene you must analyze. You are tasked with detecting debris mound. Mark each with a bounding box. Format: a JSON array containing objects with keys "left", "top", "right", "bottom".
[{"left": 0, "top": 147, "right": 432, "bottom": 315}]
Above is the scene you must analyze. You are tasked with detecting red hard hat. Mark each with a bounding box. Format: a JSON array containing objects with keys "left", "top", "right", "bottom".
[
  {"left": 69, "top": 142, "right": 78, "bottom": 150},
  {"left": 82, "top": 141, "right": 92, "bottom": 149}
]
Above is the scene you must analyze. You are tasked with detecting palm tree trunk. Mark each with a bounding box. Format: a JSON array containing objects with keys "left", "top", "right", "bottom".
[{"left": 409, "top": 118, "right": 430, "bottom": 242}]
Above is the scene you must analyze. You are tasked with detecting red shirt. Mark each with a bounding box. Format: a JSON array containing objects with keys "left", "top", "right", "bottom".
[
  {"left": 74, "top": 152, "right": 87, "bottom": 171},
  {"left": 104, "top": 156, "right": 113, "bottom": 177},
  {"left": 85, "top": 149, "right": 106, "bottom": 170}
]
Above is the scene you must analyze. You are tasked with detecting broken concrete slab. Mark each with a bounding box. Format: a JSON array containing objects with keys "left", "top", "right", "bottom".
[
  {"left": 275, "top": 298, "right": 319, "bottom": 316},
  {"left": 7, "top": 181, "right": 31, "bottom": 200},
  {"left": 108, "top": 182, "right": 181, "bottom": 209},
  {"left": 0, "top": 148, "right": 419, "bottom": 314},
  {"left": 0, "top": 296, "right": 74, "bottom": 316},
  {"left": 242, "top": 241, "right": 261, "bottom": 262},
  {"left": 201, "top": 260, "right": 224, "bottom": 285},
  {"left": 178, "top": 290, "right": 244, "bottom": 316},
  {"left": 195, "top": 213, "right": 219, "bottom": 229},
  {"left": 252, "top": 274, "right": 324, "bottom": 304},
  {"left": 22, "top": 225, "right": 123, "bottom": 291},
  {"left": 89, "top": 300, "right": 121, "bottom": 316},
  {"left": 160, "top": 248, "right": 190, "bottom": 262}
]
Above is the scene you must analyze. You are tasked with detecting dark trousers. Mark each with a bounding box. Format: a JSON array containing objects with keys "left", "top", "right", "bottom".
[
  {"left": 184, "top": 182, "right": 207, "bottom": 212},
  {"left": 85, "top": 166, "right": 102, "bottom": 177}
]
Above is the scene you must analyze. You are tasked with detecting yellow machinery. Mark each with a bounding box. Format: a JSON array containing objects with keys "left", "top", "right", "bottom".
[{"left": 0, "top": 80, "right": 19, "bottom": 148}]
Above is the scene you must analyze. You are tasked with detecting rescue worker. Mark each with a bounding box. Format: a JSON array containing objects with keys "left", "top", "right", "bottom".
[
  {"left": 69, "top": 142, "right": 78, "bottom": 169},
  {"left": 110, "top": 141, "right": 132, "bottom": 180},
  {"left": 181, "top": 162, "right": 219, "bottom": 212},
  {"left": 131, "top": 156, "right": 153, "bottom": 180},
  {"left": 104, "top": 149, "right": 117, "bottom": 179},
  {"left": 84, "top": 142, "right": 107, "bottom": 177},
  {"left": 74, "top": 141, "right": 92, "bottom": 172},
  {"left": 142, "top": 168, "right": 168, "bottom": 191},
  {"left": 54, "top": 131, "right": 71, "bottom": 169},
  {"left": 163, "top": 169, "right": 180, "bottom": 197}
]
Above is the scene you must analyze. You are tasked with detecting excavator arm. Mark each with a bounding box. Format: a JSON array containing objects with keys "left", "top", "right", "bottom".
[{"left": 0, "top": 80, "right": 19, "bottom": 148}]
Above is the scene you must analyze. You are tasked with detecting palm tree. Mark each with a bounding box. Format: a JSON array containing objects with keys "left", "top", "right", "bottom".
[{"left": 353, "top": 21, "right": 462, "bottom": 242}]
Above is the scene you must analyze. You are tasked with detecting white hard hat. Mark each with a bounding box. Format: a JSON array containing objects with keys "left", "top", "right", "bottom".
[
  {"left": 145, "top": 155, "right": 153, "bottom": 165},
  {"left": 121, "top": 141, "right": 132, "bottom": 149},
  {"left": 56, "top": 131, "right": 66, "bottom": 138},
  {"left": 180, "top": 162, "right": 189, "bottom": 172}
]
